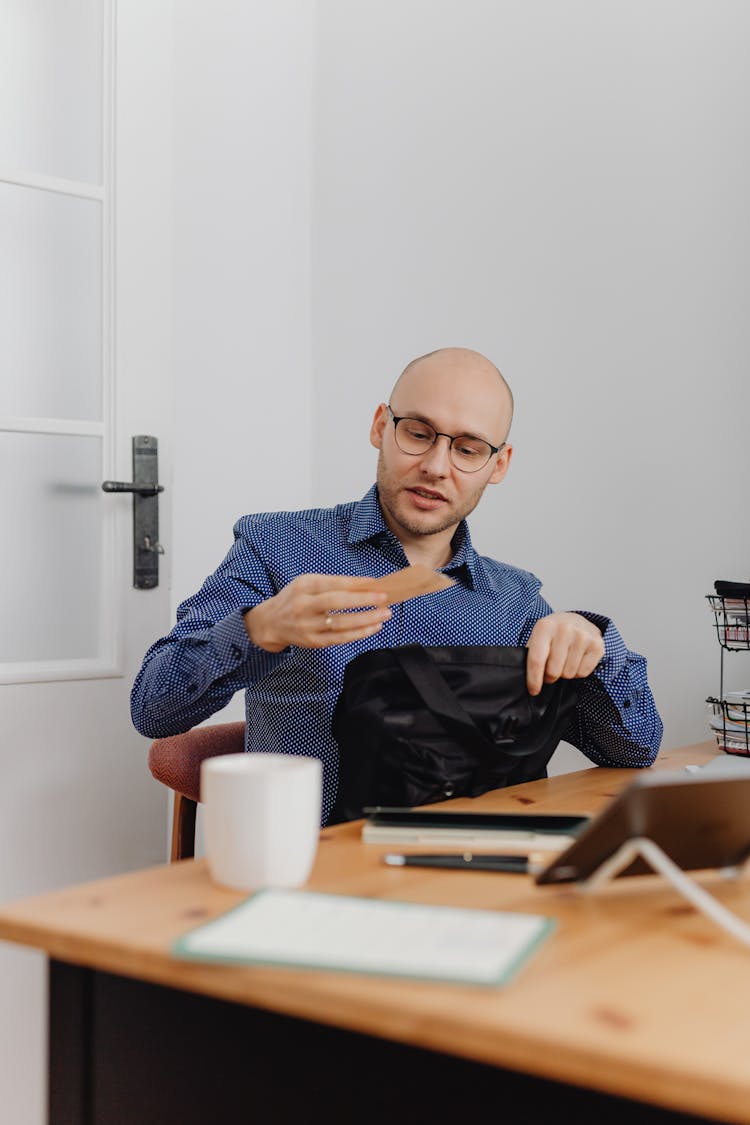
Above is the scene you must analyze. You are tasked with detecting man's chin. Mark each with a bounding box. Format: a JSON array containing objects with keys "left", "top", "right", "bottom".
[{"left": 392, "top": 504, "right": 457, "bottom": 538}]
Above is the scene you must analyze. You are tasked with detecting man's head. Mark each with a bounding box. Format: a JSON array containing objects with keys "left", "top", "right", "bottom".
[{"left": 370, "top": 347, "right": 514, "bottom": 552}]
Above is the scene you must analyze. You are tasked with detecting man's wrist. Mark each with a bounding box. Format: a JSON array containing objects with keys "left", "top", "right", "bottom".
[{"left": 243, "top": 602, "right": 286, "bottom": 653}]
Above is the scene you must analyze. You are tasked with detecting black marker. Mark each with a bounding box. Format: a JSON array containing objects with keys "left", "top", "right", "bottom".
[{"left": 384, "top": 852, "right": 530, "bottom": 874}]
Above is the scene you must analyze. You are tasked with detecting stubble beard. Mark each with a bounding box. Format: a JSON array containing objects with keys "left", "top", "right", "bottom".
[{"left": 376, "top": 454, "right": 487, "bottom": 540}]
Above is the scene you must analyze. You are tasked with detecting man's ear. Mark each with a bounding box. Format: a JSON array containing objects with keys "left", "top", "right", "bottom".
[
  {"left": 488, "top": 443, "right": 513, "bottom": 485},
  {"left": 370, "top": 403, "right": 389, "bottom": 450}
]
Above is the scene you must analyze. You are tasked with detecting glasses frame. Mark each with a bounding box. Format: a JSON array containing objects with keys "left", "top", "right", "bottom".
[{"left": 386, "top": 405, "right": 505, "bottom": 473}]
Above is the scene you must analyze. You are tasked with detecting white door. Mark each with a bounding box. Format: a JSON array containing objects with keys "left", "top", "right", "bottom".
[{"left": 0, "top": 4, "right": 174, "bottom": 1122}]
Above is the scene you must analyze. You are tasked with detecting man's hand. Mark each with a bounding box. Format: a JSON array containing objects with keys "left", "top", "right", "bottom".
[
  {"left": 244, "top": 574, "right": 391, "bottom": 653},
  {"left": 526, "top": 612, "right": 605, "bottom": 696}
]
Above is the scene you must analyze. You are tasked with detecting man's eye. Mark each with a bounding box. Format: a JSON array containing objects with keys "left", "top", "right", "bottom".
[
  {"left": 455, "top": 442, "right": 484, "bottom": 459},
  {"left": 405, "top": 426, "right": 432, "bottom": 442}
]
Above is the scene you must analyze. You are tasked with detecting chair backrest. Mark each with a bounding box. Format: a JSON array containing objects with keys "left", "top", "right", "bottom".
[{"left": 148, "top": 721, "right": 246, "bottom": 861}]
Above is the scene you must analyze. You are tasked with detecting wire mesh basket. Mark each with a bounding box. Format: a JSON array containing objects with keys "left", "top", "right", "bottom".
[
  {"left": 706, "top": 595, "right": 750, "bottom": 651},
  {"left": 706, "top": 695, "right": 750, "bottom": 757}
]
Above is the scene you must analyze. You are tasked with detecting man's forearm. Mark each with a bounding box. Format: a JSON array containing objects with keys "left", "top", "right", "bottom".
[{"left": 130, "top": 610, "right": 285, "bottom": 738}]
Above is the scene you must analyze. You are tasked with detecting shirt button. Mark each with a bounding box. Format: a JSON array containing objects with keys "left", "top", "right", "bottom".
[
  {"left": 623, "top": 699, "right": 631, "bottom": 708},
  {"left": 443, "top": 783, "right": 455, "bottom": 798},
  {"left": 231, "top": 645, "right": 242, "bottom": 659}
]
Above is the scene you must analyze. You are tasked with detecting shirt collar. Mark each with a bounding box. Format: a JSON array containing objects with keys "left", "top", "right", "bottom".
[
  {"left": 347, "top": 485, "right": 390, "bottom": 545},
  {"left": 348, "top": 485, "right": 479, "bottom": 589}
]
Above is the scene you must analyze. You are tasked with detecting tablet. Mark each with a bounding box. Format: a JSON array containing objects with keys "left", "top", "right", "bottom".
[{"left": 535, "top": 769, "right": 750, "bottom": 885}]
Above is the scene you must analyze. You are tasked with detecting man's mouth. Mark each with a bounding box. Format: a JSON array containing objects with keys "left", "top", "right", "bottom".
[
  {"left": 406, "top": 486, "right": 447, "bottom": 508},
  {"left": 410, "top": 487, "right": 445, "bottom": 500}
]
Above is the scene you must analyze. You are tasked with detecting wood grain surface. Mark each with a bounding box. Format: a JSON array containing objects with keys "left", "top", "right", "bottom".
[{"left": 2, "top": 742, "right": 749, "bottom": 1124}]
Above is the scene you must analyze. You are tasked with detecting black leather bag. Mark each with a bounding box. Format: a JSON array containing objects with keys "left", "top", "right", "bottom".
[{"left": 330, "top": 644, "right": 582, "bottom": 823}]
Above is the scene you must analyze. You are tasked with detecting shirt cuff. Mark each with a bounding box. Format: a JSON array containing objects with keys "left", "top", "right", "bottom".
[{"left": 211, "top": 609, "right": 288, "bottom": 678}]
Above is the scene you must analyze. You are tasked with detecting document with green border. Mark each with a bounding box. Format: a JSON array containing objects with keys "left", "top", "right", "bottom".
[{"left": 173, "top": 888, "right": 554, "bottom": 987}]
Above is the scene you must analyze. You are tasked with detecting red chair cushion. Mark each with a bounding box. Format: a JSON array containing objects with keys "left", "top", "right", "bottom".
[{"left": 148, "top": 721, "right": 246, "bottom": 803}]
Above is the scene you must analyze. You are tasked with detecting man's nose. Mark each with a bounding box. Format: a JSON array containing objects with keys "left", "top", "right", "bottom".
[{"left": 419, "top": 434, "right": 452, "bottom": 474}]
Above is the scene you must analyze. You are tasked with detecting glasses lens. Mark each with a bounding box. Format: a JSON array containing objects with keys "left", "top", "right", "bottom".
[
  {"left": 449, "top": 437, "right": 493, "bottom": 471},
  {"left": 392, "top": 413, "right": 494, "bottom": 472},
  {"left": 394, "top": 418, "right": 437, "bottom": 454}
]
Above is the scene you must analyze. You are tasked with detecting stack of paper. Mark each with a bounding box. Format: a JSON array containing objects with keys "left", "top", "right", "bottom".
[
  {"left": 707, "top": 596, "right": 750, "bottom": 647},
  {"left": 707, "top": 692, "right": 750, "bottom": 755}
]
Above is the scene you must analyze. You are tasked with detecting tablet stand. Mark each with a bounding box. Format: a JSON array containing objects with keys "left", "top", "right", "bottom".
[{"left": 577, "top": 836, "right": 750, "bottom": 948}]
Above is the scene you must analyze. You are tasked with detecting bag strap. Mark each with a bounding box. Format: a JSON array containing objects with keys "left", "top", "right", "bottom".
[{"left": 394, "top": 645, "right": 503, "bottom": 759}]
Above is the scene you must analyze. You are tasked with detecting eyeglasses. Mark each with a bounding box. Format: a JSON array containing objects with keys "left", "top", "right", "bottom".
[{"left": 387, "top": 405, "right": 505, "bottom": 473}]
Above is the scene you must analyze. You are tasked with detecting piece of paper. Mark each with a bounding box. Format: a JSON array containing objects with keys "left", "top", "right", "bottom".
[
  {"left": 173, "top": 888, "right": 553, "bottom": 986},
  {"left": 685, "top": 755, "right": 750, "bottom": 776},
  {"left": 374, "top": 565, "right": 455, "bottom": 606}
]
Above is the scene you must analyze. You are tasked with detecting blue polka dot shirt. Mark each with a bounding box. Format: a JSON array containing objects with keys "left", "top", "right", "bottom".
[{"left": 131, "top": 485, "right": 663, "bottom": 823}]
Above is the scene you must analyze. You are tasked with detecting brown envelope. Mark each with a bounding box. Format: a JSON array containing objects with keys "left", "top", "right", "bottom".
[{"left": 373, "top": 564, "right": 456, "bottom": 606}]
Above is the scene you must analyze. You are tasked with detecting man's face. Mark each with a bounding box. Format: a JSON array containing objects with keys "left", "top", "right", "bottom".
[{"left": 370, "top": 355, "right": 513, "bottom": 544}]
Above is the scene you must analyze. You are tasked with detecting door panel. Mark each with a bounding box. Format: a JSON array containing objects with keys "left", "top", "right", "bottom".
[
  {"left": 0, "top": 181, "right": 102, "bottom": 420},
  {"left": 0, "top": 4, "right": 174, "bottom": 1123},
  {"left": 0, "top": 431, "right": 104, "bottom": 662},
  {"left": 0, "top": 0, "right": 102, "bottom": 183}
]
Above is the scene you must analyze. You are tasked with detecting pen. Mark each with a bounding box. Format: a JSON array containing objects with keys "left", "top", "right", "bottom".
[{"left": 384, "top": 852, "right": 530, "bottom": 873}]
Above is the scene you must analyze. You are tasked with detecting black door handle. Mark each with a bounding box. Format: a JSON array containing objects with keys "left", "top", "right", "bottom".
[
  {"left": 101, "top": 435, "right": 165, "bottom": 589},
  {"left": 101, "top": 481, "right": 164, "bottom": 496}
]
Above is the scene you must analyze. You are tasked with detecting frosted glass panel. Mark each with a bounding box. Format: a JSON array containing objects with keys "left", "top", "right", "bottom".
[
  {"left": 0, "top": 432, "right": 103, "bottom": 662},
  {"left": 0, "top": 0, "right": 102, "bottom": 184},
  {"left": 0, "top": 182, "right": 101, "bottom": 420}
]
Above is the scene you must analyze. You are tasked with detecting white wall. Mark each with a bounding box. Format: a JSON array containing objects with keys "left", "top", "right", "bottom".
[
  {"left": 169, "top": 2, "right": 750, "bottom": 753},
  {"left": 171, "top": 1, "right": 316, "bottom": 616},
  {"left": 311, "top": 0, "right": 750, "bottom": 762}
]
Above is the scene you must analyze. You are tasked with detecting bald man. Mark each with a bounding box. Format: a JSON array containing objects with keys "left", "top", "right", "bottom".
[{"left": 132, "top": 348, "right": 662, "bottom": 823}]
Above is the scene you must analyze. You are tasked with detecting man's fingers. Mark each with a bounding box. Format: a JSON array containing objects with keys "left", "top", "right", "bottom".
[
  {"left": 318, "top": 606, "right": 391, "bottom": 633},
  {"left": 310, "top": 614, "right": 389, "bottom": 648},
  {"left": 526, "top": 635, "right": 551, "bottom": 696},
  {"left": 541, "top": 634, "right": 573, "bottom": 686},
  {"left": 526, "top": 615, "right": 604, "bottom": 694},
  {"left": 575, "top": 643, "right": 604, "bottom": 679},
  {"left": 288, "top": 575, "right": 388, "bottom": 616},
  {"left": 314, "top": 590, "right": 389, "bottom": 614},
  {"left": 559, "top": 636, "right": 590, "bottom": 681},
  {"left": 298, "top": 573, "right": 388, "bottom": 596},
  {"left": 545, "top": 635, "right": 601, "bottom": 684}
]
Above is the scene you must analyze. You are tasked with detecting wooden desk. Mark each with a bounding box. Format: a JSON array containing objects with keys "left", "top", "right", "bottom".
[{"left": 2, "top": 742, "right": 749, "bottom": 1125}]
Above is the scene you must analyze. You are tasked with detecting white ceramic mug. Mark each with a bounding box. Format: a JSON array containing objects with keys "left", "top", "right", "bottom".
[{"left": 201, "top": 753, "right": 322, "bottom": 891}]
